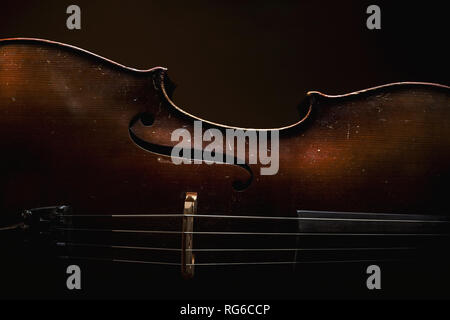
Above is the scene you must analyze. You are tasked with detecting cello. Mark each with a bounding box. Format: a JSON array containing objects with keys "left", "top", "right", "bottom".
[{"left": 0, "top": 38, "right": 449, "bottom": 298}]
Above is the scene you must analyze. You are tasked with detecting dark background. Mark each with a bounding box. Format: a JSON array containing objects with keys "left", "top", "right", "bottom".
[{"left": 0, "top": 0, "right": 448, "bottom": 128}]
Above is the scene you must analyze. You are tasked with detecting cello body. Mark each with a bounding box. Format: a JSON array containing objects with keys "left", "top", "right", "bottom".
[
  {"left": 1, "top": 39, "right": 449, "bottom": 218},
  {"left": 0, "top": 39, "right": 449, "bottom": 298}
]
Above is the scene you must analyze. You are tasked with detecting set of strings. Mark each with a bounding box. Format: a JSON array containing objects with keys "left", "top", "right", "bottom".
[{"left": 50, "top": 211, "right": 450, "bottom": 267}]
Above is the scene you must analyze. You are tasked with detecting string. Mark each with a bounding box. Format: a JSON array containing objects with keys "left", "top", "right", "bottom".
[
  {"left": 54, "top": 227, "right": 450, "bottom": 236},
  {"left": 56, "top": 213, "right": 450, "bottom": 224},
  {"left": 11, "top": 208, "right": 446, "bottom": 270},
  {"left": 59, "top": 255, "right": 181, "bottom": 266},
  {"left": 187, "top": 259, "right": 402, "bottom": 266},
  {"left": 0, "top": 223, "right": 23, "bottom": 231},
  {"left": 58, "top": 255, "right": 404, "bottom": 267},
  {"left": 20, "top": 210, "right": 450, "bottom": 269},
  {"left": 55, "top": 242, "right": 417, "bottom": 252}
]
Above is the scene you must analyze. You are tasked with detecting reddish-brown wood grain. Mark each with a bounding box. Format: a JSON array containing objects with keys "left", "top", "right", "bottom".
[{"left": 0, "top": 38, "right": 449, "bottom": 228}]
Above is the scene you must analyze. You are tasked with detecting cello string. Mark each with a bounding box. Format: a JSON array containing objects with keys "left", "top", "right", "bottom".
[
  {"left": 55, "top": 235, "right": 430, "bottom": 267},
  {"left": 56, "top": 213, "right": 450, "bottom": 224},
  {"left": 59, "top": 255, "right": 181, "bottom": 266},
  {"left": 57, "top": 242, "right": 181, "bottom": 251},
  {"left": 53, "top": 242, "right": 425, "bottom": 262},
  {"left": 53, "top": 233, "right": 433, "bottom": 267},
  {"left": 187, "top": 259, "right": 402, "bottom": 266},
  {"left": 47, "top": 207, "right": 449, "bottom": 268},
  {"left": 53, "top": 227, "right": 450, "bottom": 236},
  {"left": 55, "top": 241, "right": 418, "bottom": 252},
  {"left": 43, "top": 212, "right": 450, "bottom": 267},
  {"left": 57, "top": 255, "right": 403, "bottom": 266},
  {"left": 0, "top": 223, "right": 23, "bottom": 231}
]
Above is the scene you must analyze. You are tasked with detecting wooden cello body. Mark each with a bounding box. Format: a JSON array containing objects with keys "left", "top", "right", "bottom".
[{"left": 0, "top": 39, "right": 449, "bottom": 297}]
